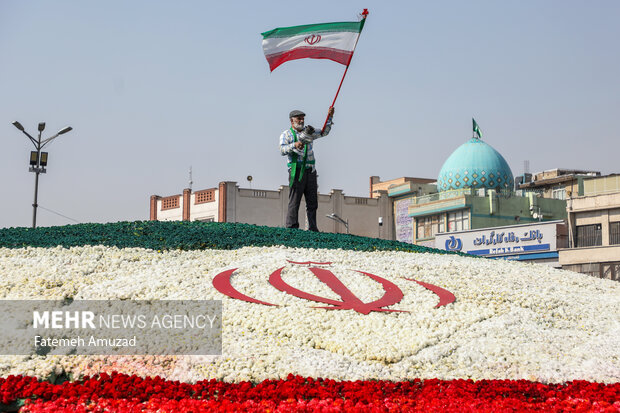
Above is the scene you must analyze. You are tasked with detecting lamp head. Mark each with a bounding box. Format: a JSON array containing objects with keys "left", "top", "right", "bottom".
[
  {"left": 38, "top": 122, "right": 46, "bottom": 132},
  {"left": 29, "top": 151, "right": 38, "bottom": 166},
  {"left": 12, "top": 121, "right": 24, "bottom": 131},
  {"left": 57, "top": 126, "right": 72, "bottom": 135}
]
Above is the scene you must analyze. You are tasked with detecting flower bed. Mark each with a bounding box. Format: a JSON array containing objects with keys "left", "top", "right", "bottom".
[
  {"left": 1, "top": 373, "right": 618, "bottom": 412},
  {"left": 0, "top": 221, "right": 462, "bottom": 255},
  {"left": 0, "top": 221, "right": 618, "bottom": 410}
]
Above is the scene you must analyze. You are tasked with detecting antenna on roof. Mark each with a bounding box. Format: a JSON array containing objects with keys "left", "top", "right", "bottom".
[
  {"left": 523, "top": 160, "right": 530, "bottom": 185},
  {"left": 189, "top": 166, "right": 193, "bottom": 191}
]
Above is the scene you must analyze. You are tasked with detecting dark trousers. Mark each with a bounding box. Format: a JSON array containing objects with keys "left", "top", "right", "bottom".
[{"left": 286, "top": 168, "right": 319, "bottom": 231}]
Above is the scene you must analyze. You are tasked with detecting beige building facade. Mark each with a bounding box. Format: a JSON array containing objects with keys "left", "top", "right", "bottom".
[
  {"left": 150, "top": 181, "right": 394, "bottom": 239},
  {"left": 369, "top": 176, "right": 436, "bottom": 198},
  {"left": 517, "top": 168, "right": 601, "bottom": 200},
  {"left": 559, "top": 175, "right": 620, "bottom": 281}
]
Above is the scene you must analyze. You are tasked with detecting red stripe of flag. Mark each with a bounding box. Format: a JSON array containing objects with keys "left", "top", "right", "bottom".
[{"left": 265, "top": 47, "right": 354, "bottom": 72}]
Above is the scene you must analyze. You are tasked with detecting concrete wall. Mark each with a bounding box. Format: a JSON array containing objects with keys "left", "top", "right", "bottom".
[
  {"left": 156, "top": 195, "right": 183, "bottom": 221},
  {"left": 570, "top": 191, "right": 620, "bottom": 212},
  {"left": 151, "top": 182, "right": 394, "bottom": 239},
  {"left": 560, "top": 245, "right": 620, "bottom": 265},
  {"left": 227, "top": 183, "right": 392, "bottom": 239},
  {"left": 190, "top": 189, "right": 219, "bottom": 222},
  {"left": 233, "top": 187, "right": 286, "bottom": 227}
]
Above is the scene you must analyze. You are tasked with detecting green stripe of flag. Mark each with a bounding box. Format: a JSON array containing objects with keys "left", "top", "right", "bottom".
[{"left": 262, "top": 21, "right": 364, "bottom": 39}]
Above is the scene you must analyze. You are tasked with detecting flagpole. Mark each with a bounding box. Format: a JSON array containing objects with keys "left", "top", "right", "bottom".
[{"left": 320, "top": 9, "right": 369, "bottom": 133}]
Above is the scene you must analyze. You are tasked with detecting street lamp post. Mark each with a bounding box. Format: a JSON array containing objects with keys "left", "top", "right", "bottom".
[{"left": 12, "top": 121, "right": 73, "bottom": 228}]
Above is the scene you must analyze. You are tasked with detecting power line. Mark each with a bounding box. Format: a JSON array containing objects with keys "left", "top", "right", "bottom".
[{"left": 38, "top": 205, "right": 80, "bottom": 224}]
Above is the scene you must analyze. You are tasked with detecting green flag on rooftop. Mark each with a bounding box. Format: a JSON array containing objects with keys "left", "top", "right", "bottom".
[{"left": 473, "top": 118, "right": 482, "bottom": 139}]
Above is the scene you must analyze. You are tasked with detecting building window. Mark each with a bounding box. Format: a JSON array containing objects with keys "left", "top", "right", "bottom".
[
  {"left": 416, "top": 215, "right": 444, "bottom": 239},
  {"left": 601, "top": 263, "right": 620, "bottom": 281},
  {"left": 564, "top": 262, "right": 619, "bottom": 282},
  {"left": 610, "top": 222, "right": 620, "bottom": 245},
  {"left": 576, "top": 224, "right": 602, "bottom": 247},
  {"left": 447, "top": 210, "right": 469, "bottom": 232},
  {"left": 161, "top": 196, "right": 180, "bottom": 210},
  {"left": 551, "top": 186, "right": 566, "bottom": 200},
  {"left": 195, "top": 189, "right": 215, "bottom": 204},
  {"left": 197, "top": 217, "right": 215, "bottom": 223},
  {"left": 417, "top": 216, "right": 429, "bottom": 239}
]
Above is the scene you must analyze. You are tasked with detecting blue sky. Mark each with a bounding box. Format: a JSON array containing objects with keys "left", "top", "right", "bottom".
[{"left": 1, "top": 1, "right": 619, "bottom": 228}]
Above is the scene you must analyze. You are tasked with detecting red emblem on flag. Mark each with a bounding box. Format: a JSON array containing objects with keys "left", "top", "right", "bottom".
[
  {"left": 212, "top": 262, "right": 455, "bottom": 314},
  {"left": 304, "top": 34, "right": 321, "bottom": 45}
]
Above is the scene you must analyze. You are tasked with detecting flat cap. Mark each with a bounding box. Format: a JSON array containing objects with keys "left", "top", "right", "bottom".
[{"left": 289, "top": 110, "right": 305, "bottom": 118}]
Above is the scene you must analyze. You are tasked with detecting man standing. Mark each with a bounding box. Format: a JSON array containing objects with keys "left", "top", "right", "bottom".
[{"left": 280, "top": 107, "right": 335, "bottom": 231}]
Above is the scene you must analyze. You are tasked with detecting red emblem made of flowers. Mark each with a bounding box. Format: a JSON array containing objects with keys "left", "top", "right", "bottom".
[
  {"left": 304, "top": 34, "right": 321, "bottom": 45},
  {"left": 212, "top": 261, "right": 455, "bottom": 314}
]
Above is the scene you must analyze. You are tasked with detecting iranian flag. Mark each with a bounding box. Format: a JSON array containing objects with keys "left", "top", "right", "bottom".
[{"left": 261, "top": 20, "right": 366, "bottom": 72}]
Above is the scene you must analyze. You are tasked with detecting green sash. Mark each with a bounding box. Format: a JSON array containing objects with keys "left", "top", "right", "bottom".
[{"left": 287, "top": 127, "right": 314, "bottom": 186}]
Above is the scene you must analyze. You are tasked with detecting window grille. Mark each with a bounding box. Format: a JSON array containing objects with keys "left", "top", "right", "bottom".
[
  {"left": 161, "top": 196, "right": 180, "bottom": 210},
  {"left": 610, "top": 222, "right": 620, "bottom": 245},
  {"left": 576, "top": 224, "right": 602, "bottom": 247},
  {"left": 195, "top": 190, "right": 215, "bottom": 204}
]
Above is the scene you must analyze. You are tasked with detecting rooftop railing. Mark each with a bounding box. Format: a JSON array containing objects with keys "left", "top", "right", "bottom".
[
  {"left": 410, "top": 187, "right": 548, "bottom": 205},
  {"left": 410, "top": 188, "right": 472, "bottom": 205}
]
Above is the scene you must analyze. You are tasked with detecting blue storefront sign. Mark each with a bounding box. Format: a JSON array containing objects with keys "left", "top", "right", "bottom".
[{"left": 436, "top": 221, "right": 564, "bottom": 261}]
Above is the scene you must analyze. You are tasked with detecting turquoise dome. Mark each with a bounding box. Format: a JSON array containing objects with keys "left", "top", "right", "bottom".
[{"left": 437, "top": 137, "right": 513, "bottom": 192}]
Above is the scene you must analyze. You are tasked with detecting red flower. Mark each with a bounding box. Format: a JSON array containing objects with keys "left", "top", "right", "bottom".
[{"left": 2, "top": 373, "right": 618, "bottom": 412}]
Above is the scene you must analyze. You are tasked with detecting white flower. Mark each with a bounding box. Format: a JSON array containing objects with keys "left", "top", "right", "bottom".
[{"left": 0, "top": 245, "right": 618, "bottom": 383}]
